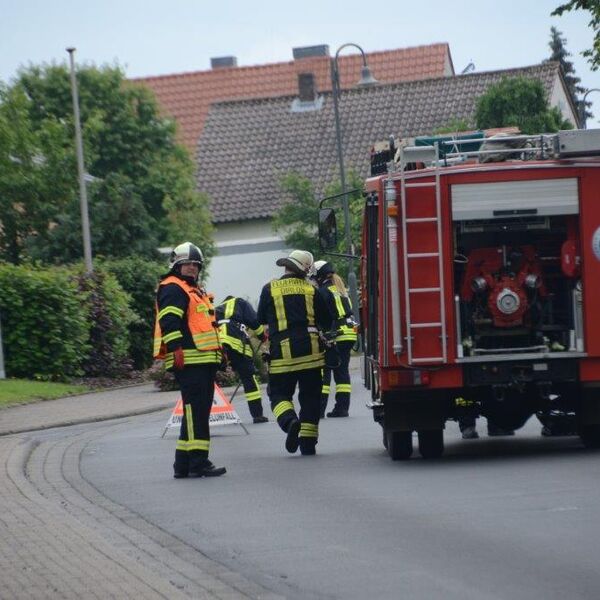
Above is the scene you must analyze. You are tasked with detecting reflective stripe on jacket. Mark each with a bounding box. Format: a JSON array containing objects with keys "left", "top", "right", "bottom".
[
  {"left": 322, "top": 283, "right": 358, "bottom": 343},
  {"left": 257, "top": 276, "right": 330, "bottom": 373}
]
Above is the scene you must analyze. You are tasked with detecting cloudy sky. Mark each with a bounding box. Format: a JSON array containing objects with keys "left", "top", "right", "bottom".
[{"left": 2, "top": 0, "right": 598, "bottom": 122}]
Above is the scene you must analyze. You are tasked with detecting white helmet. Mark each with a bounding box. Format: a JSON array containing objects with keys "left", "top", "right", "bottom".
[
  {"left": 168, "top": 242, "right": 204, "bottom": 270},
  {"left": 276, "top": 250, "right": 314, "bottom": 276},
  {"left": 313, "top": 260, "right": 335, "bottom": 282}
]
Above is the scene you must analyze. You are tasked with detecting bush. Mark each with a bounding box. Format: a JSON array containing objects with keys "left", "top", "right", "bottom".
[
  {"left": 148, "top": 360, "right": 178, "bottom": 391},
  {"left": 100, "top": 257, "right": 164, "bottom": 370},
  {"left": 76, "top": 267, "right": 137, "bottom": 378},
  {"left": 215, "top": 364, "right": 239, "bottom": 388},
  {"left": 0, "top": 263, "right": 90, "bottom": 380},
  {"left": 149, "top": 360, "right": 241, "bottom": 391}
]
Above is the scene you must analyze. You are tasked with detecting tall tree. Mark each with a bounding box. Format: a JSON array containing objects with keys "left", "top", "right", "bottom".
[
  {"left": 272, "top": 171, "right": 364, "bottom": 280},
  {"left": 0, "top": 63, "right": 214, "bottom": 265},
  {"left": 552, "top": 1, "right": 600, "bottom": 71},
  {"left": 0, "top": 84, "right": 74, "bottom": 263},
  {"left": 547, "top": 26, "right": 590, "bottom": 123},
  {"left": 475, "top": 77, "right": 573, "bottom": 133}
]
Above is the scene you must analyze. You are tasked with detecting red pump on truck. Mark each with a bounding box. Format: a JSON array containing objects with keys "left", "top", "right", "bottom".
[{"left": 319, "top": 129, "right": 600, "bottom": 459}]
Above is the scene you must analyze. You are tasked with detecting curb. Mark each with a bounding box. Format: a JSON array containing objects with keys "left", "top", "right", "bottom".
[{"left": 0, "top": 402, "right": 173, "bottom": 437}]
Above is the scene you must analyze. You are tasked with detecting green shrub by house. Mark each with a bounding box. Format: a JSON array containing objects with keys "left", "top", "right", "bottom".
[{"left": 0, "top": 263, "right": 89, "bottom": 380}]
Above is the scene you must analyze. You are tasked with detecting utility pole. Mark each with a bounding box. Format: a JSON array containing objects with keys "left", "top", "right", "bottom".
[{"left": 67, "top": 47, "right": 93, "bottom": 273}]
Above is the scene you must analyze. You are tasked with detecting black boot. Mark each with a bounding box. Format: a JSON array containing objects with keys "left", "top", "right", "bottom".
[
  {"left": 253, "top": 415, "right": 269, "bottom": 424},
  {"left": 285, "top": 419, "right": 301, "bottom": 454},
  {"left": 190, "top": 459, "right": 227, "bottom": 477},
  {"left": 487, "top": 424, "right": 515, "bottom": 437},
  {"left": 300, "top": 438, "right": 317, "bottom": 455},
  {"left": 327, "top": 407, "right": 349, "bottom": 418},
  {"left": 173, "top": 463, "right": 189, "bottom": 479},
  {"left": 173, "top": 454, "right": 189, "bottom": 479}
]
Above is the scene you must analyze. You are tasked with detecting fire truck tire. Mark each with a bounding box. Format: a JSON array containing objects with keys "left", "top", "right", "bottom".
[
  {"left": 417, "top": 429, "right": 444, "bottom": 459},
  {"left": 579, "top": 424, "right": 600, "bottom": 449},
  {"left": 386, "top": 430, "right": 413, "bottom": 460}
]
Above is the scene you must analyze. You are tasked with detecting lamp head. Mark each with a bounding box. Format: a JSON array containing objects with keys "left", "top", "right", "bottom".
[{"left": 357, "top": 65, "right": 378, "bottom": 87}]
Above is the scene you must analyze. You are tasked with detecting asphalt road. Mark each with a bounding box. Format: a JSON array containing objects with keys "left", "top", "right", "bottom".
[{"left": 76, "top": 371, "right": 600, "bottom": 600}]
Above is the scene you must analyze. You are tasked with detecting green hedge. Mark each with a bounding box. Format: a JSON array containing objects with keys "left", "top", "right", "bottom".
[
  {"left": 0, "top": 262, "right": 139, "bottom": 381},
  {"left": 0, "top": 263, "right": 89, "bottom": 380},
  {"left": 76, "top": 268, "right": 137, "bottom": 378},
  {"left": 100, "top": 257, "right": 164, "bottom": 369}
]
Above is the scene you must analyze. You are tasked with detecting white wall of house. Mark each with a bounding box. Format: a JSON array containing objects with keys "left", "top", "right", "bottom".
[
  {"left": 204, "top": 219, "right": 289, "bottom": 307},
  {"left": 550, "top": 76, "right": 579, "bottom": 126}
]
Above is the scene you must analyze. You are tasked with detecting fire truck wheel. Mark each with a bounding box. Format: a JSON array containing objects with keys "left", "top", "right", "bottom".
[
  {"left": 386, "top": 430, "right": 413, "bottom": 460},
  {"left": 579, "top": 424, "right": 600, "bottom": 449},
  {"left": 417, "top": 429, "right": 444, "bottom": 459}
]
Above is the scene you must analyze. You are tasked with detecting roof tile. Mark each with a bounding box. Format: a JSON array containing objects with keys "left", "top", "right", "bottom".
[
  {"left": 195, "top": 63, "right": 561, "bottom": 224},
  {"left": 132, "top": 43, "right": 452, "bottom": 151}
]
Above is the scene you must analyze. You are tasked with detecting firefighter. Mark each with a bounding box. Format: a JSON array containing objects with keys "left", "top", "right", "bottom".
[
  {"left": 154, "top": 242, "right": 226, "bottom": 479},
  {"left": 458, "top": 415, "right": 515, "bottom": 439},
  {"left": 313, "top": 260, "right": 358, "bottom": 418},
  {"left": 215, "top": 295, "right": 269, "bottom": 423},
  {"left": 257, "top": 250, "right": 332, "bottom": 455}
]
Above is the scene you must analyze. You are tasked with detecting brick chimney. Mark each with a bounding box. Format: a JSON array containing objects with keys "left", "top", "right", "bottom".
[
  {"left": 210, "top": 56, "right": 237, "bottom": 69},
  {"left": 292, "top": 45, "right": 330, "bottom": 60}
]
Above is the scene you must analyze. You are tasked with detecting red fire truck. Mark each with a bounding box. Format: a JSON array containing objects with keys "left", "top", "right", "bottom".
[{"left": 319, "top": 129, "right": 600, "bottom": 459}]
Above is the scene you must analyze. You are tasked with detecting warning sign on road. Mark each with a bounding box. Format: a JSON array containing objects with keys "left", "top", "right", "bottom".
[{"left": 161, "top": 384, "right": 248, "bottom": 437}]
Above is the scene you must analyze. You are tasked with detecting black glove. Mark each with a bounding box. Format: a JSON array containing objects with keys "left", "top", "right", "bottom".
[{"left": 261, "top": 350, "right": 271, "bottom": 364}]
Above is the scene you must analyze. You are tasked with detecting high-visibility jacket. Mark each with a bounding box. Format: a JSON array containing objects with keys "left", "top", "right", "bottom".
[
  {"left": 153, "top": 275, "right": 221, "bottom": 369},
  {"left": 215, "top": 296, "right": 265, "bottom": 358},
  {"left": 318, "top": 283, "right": 358, "bottom": 343},
  {"left": 257, "top": 274, "right": 331, "bottom": 374}
]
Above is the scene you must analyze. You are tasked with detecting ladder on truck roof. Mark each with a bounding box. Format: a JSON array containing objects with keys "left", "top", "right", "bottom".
[{"left": 399, "top": 145, "right": 447, "bottom": 365}]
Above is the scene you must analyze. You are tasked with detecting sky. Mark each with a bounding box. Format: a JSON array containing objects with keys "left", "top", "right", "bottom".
[{"left": 1, "top": 0, "right": 598, "bottom": 123}]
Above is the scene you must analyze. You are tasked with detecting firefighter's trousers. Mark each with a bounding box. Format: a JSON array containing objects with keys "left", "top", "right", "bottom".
[
  {"left": 227, "top": 348, "right": 265, "bottom": 418},
  {"left": 173, "top": 364, "right": 217, "bottom": 472},
  {"left": 321, "top": 340, "right": 353, "bottom": 414},
  {"left": 269, "top": 368, "right": 322, "bottom": 446}
]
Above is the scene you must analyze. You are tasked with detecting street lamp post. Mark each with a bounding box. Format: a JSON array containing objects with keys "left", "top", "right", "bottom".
[
  {"left": 330, "top": 43, "right": 377, "bottom": 332},
  {"left": 580, "top": 88, "right": 600, "bottom": 129},
  {"left": 67, "top": 47, "right": 93, "bottom": 274}
]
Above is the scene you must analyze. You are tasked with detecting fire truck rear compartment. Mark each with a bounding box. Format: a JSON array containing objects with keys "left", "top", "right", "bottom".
[{"left": 453, "top": 213, "right": 581, "bottom": 363}]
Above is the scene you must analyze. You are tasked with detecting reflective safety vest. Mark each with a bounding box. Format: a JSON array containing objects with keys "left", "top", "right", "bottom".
[
  {"left": 153, "top": 276, "right": 221, "bottom": 366},
  {"left": 266, "top": 277, "right": 324, "bottom": 373},
  {"left": 216, "top": 297, "right": 264, "bottom": 358},
  {"left": 324, "top": 283, "right": 358, "bottom": 343}
]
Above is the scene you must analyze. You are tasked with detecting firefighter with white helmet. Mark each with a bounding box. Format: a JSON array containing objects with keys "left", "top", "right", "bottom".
[
  {"left": 153, "top": 242, "right": 226, "bottom": 478},
  {"left": 257, "top": 250, "right": 332, "bottom": 455},
  {"left": 313, "top": 260, "right": 358, "bottom": 418}
]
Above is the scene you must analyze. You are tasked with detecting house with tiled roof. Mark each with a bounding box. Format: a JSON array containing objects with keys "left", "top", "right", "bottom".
[
  {"left": 134, "top": 43, "right": 454, "bottom": 152},
  {"left": 193, "top": 61, "right": 577, "bottom": 303}
]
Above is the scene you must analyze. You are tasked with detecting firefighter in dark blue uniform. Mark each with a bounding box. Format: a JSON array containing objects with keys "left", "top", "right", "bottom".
[
  {"left": 313, "top": 261, "right": 358, "bottom": 418},
  {"left": 257, "top": 250, "right": 332, "bottom": 455},
  {"left": 154, "top": 242, "right": 226, "bottom": 478},
  {"left": 215, "top": 296, "right": 269, "bottom": 423}
]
